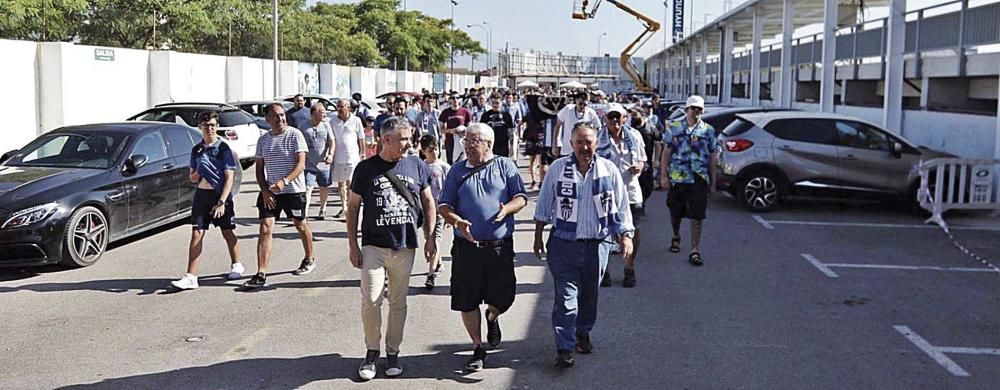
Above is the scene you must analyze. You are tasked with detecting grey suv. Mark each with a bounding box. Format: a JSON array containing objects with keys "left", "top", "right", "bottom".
[{"left": 717, "top": 111, "right": 953, "bottom": 212}]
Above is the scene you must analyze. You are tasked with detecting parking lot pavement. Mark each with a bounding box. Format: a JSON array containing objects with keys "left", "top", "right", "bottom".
[{"left": 2, "top": 169, "right": 999, "bottom": 389}]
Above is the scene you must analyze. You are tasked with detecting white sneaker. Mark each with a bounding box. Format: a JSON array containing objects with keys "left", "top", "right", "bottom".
[
  {"left": 170, "top": 274, "right": 199, "bottom": 290},
  {"left": 226, "top": 263, "right": 245, "bottom": 280}
]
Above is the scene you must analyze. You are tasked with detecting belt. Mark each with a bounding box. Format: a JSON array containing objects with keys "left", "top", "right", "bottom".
[{"left": 459, "top": 237, "right": 510, "bottom": 249}]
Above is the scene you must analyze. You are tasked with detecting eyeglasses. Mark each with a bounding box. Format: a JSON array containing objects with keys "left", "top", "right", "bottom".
[
  {"left": 199, "top": 122, "right": 219, "bottom": 129},
  {"left": 687, "top": 107, "right": 703, "bottom": 112},
  {"left": 465, "top": 138, "right": 489, "bottom": 145},
  {"left": 606, "top": 113, "right": 622, "bottom": 120}
]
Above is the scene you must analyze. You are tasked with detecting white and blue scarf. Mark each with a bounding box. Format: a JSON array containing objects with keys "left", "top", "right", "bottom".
[{"left": 553, "top": 154, "right": 621, "bottom": 237}]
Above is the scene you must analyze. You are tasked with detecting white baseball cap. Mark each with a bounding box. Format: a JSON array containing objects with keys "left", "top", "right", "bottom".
[
  {"left": 606, "top": 103, "right": 627, "bottom": 116},
  {"left": 686, "top": 95, "right": 705, "bottom": 109}
]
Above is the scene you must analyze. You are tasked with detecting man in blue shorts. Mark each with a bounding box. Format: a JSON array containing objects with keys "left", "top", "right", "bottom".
[{"left": 302, "top": 104, "right": 335, "bottom": 219}]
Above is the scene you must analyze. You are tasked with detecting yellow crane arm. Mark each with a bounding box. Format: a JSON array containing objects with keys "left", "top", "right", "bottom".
[{"left": 573, "top": 0, "right": 660, "bottom": 92}]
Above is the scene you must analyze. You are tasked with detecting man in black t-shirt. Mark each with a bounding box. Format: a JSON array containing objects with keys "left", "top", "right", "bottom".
[
  {"left": 479, "top": 94, "right": 515, "bottom": 158},
  {"left": 347, "top": 117, "right": 436, "bottom": 381}
]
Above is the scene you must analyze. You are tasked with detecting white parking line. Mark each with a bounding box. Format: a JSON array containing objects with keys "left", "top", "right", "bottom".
[
  {"left": 752, "top": 214, "right": 774, "bottom": 230},
  {"left": 894, "top": 325, "right": 971, "bottom": 377},
  {"left": 801, "top": 254, "right": 838, "bottom": 278},
  {"left": 753, "top": 215, "right": 1000, "bottom": 231},
  {"left": 800, "top": 254, "right": 1000, "bottom": 278}
]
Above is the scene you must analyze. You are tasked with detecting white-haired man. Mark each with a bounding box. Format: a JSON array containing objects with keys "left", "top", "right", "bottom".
[{"left": 438, "top": 123, "right": 527, "bottom": 372}]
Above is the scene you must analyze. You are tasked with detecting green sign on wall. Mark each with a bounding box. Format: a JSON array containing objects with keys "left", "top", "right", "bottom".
[{"left": 94, "top": 48, "right": 115, "bottom": 61}]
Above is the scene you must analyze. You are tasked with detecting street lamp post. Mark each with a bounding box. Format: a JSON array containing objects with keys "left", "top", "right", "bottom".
[
  {"left": 467, "top": 24, "right": 491, "bottom": 76},
  {"left": 597, "top": 32, "right": 608, "bottom": 80},
  {"left": 450, "top": 0, "right": 458, "bottom": 92},
  {"left": 273, "top": 0, "right": 279, "bottom": 97}
]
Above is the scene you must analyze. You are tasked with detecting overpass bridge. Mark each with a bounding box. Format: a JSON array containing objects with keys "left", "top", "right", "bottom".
[{"left": 646, "top": 0, "right": 1000, "bottom": 159}]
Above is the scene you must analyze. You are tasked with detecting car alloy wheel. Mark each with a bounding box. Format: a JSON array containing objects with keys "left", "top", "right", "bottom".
[
  {"left": 62, "top": 206, "right": 108, "bottom": 267},
  {"left": 741, "top": 174, "right": 779, "bottom": 212}
]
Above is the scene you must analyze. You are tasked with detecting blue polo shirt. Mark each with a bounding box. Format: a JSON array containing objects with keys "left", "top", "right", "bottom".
[
  {"left": 190, "top": 139, "right": 238, "bottom": 200},
  {"left": 438, "top": 156, "right": 527, "bottom": 241}
]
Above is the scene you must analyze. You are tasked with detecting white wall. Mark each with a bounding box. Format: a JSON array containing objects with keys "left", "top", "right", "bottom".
[
  {"left": 350, "top": 67, "right": 377, "bottom": 99},
  {"left": 226, "top": 57, "right": 265, "bottom": 102},
  {"left": 0, "top": 39, "right": 39, "bottom": 152},
  {"left": 149, "top": 51, "right": 226, "bottom": 105},
  {"left": 38, "top": 42, "right": 149, "bottom": 131},
  {"left": 902, "top": 110, "right": 997, "bottom": 159},
  {"left": 278, "top": 60, "right": 299, "bottom": 97},
  {"left": 834, "top": 105, "right": 883, "bottom": 125},
  {"left": 334, "top": 65, "right": 352, "bottom": 97}
]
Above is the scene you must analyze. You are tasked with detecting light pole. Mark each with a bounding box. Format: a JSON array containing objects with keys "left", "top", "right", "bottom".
[
  {"left": 272, "top": 0, "right": 279, "bottom": 97},
  {"left": 467, "top": 24, "right": 490, "bottom": 75},
  {"left": 482, "top": 21, "right": 493, "bottom": 76},
  {"left": 597, "top": 32, "right": 608, "bottom": 79},
  {"left": 450, "top": 0, "right": 458, "bottom": 91}
]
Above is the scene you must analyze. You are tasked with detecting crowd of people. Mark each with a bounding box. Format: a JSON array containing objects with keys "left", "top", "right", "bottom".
[{"left": 174, "top": 86, "right": 719, "bottom": 379}]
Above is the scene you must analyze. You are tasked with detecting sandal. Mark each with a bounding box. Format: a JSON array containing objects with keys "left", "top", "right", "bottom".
[
  {"left": 689, "top": 252, "right": 703, "bottom": 266},
  {"left": 669, "top": 237, "right": 681, "bottom": 253}
]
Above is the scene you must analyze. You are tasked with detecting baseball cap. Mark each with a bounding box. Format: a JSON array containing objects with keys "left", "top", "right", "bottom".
[
  {"left": 606, "top": 103, "right": 627, "bottom": 117},
  {"left": 685, "top": 95, "right": 705, "bottom": 109}
]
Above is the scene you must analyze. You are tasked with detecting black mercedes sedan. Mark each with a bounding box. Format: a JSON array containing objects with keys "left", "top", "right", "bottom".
[{"left": 0, "top": 122, "right": 203, "bottom": 267}]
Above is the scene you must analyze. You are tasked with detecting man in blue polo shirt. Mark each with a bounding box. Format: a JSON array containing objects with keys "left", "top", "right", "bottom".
[
  {"left": 438, "top": 123, "right": 527, "bottom": 372},
  {"left": 171, "top": 111, "right": 243, "bottom": 290}
]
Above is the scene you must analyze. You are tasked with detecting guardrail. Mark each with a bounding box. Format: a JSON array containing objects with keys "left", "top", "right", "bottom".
[{"left": 918, "top": 158, "right": 1000, "bottom": 230}]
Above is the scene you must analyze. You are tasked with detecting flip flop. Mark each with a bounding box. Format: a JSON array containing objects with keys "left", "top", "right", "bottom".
[
  {"left": 689, "top": 252, "right": 703, "bottom": 266},
  {"left": 669, "top": 237, "right": 681, "bottom": 253}
]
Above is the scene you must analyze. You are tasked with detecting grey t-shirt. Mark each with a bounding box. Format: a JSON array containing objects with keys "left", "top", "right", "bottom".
[
  {"left": 256, "top": 127, "right": 308, "bottom": 194},
  {"left": 302, "top": 121, "right": 333, "bottom": 171}
]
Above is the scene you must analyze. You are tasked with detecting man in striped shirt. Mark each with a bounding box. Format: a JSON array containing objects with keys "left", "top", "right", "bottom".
[
  {"left": 245, "top": 103, "right": 316, "bottom": 288},
  {"left": 533, "top": 122, "right": 635, "bottom": 368}
]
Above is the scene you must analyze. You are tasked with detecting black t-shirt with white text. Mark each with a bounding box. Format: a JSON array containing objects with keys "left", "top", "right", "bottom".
[
  {"left": 350, "top": 154, "right": 431, "bottom": 250},
  {"left": 480, "top": 110, "right": 514, "bottom": 156}
]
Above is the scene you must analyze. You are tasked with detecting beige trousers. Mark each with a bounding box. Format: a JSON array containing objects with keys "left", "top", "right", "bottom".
[{"left": 360, "top": 245, "right": 415, "bottom": 354}]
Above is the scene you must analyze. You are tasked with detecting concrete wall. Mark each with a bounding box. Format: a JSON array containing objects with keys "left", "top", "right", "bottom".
[
  {"left": 278, "top": 60, "right": 299, "bottom": 97},
  {"left": 375, "top": 69, "right": 391, "bottom": 95},
  {"left": 0, "top": 39, "right": 39, "bottom": 152},
  {"left": 38, "top": 42, "right": 150, "bottom": 132},
  {"left": 351, "top": 67, "right": 377, "bottom": 99},
  {"left": 226, "top": 57, "right": 265, "bottom": 102},
  {"left": 902, "top": 110, "right": 997, "bottom": 159},
  {"left": 149, "top": 51, "right": 226, "bottom": 105}
]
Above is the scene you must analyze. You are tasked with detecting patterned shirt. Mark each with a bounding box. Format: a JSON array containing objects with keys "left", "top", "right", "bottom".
[{"left": 665, "top": 119, "right": 718, "bottom": 184}]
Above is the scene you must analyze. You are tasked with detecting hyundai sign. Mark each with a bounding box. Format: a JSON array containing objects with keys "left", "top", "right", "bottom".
[{"left": 673, "top": 0, "right": 685, "bottom": 43}]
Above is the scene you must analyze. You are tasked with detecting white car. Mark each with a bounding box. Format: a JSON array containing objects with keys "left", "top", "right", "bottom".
[{"left": 128, "top": 103, "right": 262, "bottom": 169}]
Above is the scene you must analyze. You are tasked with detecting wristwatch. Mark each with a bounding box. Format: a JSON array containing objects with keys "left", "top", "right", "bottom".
[
  {"left": 215, "top": 200, "right": 224, "bottom": 207},
  {"left": 622, "top": 231, "right": 635, "bottom": 239}
]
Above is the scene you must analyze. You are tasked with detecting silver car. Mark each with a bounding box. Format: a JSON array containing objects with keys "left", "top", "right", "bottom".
[{"left": 717, "top": 111, "right": 953, "bottom": 212}]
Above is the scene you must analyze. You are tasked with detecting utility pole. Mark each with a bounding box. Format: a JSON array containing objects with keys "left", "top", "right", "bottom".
[
  {"left": 403, "top": 0, "right": 408, "bottom": 71},
  {"left": 450, "top": 0, "right": 458, "bottom": 92},
  {"left": 273, "top": 0, "right": 279, "bottom": 97}
]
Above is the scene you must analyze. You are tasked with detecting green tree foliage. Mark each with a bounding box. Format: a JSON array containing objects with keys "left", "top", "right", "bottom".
[{"left": 0, "top": 0, "right": 485, "bottom": 71}]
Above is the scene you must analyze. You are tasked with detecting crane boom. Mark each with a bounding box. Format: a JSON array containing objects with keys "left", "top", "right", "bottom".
[{"left": 572, "top": 0, "right": 660, "bottom": 92}]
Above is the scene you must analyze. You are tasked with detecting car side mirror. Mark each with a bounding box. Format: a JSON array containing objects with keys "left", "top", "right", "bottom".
[
  {"left": 123, "top": 154, "right": 148, "bottom": 176},
  {"left": 892, "top": 142, "right": 903, "bottom": 158},
  {"left": 0, "top": 149, "right": 19, "bottom": 164}
]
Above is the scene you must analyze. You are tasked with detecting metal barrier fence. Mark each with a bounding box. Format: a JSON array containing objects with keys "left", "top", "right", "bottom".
[{"left": 918, "top": 158, "right": 1000, "bottom": 229}]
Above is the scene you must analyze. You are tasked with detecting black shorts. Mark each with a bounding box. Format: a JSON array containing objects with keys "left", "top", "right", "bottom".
[
  {"left": 667, "top": 177, "right": 709, "bottom": 220},
  {"left": 629, "top": 203, "right": 644, "bottom": 220},
  {"left": 256, "top": 192, "right": 307, "bottom": 221},
  {"left": 191, "top": 189, "right": 236, "bottom": 230},
  {"left": 450, "top": 237, "right": 516, "bottom": 314}
]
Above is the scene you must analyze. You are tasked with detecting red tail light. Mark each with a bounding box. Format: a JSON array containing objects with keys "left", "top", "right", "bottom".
[
  {"left": 216, "top": 129, "right": 238, "bottom": 141},
  {"left": 725, "top": 139, "right": 753, "bottom": 152}
]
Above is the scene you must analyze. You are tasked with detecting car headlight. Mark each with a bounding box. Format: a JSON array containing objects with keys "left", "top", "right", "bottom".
[{"left": 2, "top": 202, "right": 60, "bottom": 229}]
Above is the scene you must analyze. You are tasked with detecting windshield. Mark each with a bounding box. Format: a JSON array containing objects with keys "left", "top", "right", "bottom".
[
  {"left": 132, "top": 108, "right": 255, "bottom": 127},
  {"left": 4, "top": 132, "right": 130, "bottom": 169}
]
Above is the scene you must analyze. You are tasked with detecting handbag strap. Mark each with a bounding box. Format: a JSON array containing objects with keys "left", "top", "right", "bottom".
[
  {"left": 383, "top": 168, "right": 419, "bottom": 210},
  {"left": 459, "top": 157, "right": 501, "bottom": 187}
]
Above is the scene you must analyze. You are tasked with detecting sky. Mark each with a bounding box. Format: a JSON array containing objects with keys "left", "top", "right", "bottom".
[{"left": 310, "top": 0, "right": 962, "bottom": 70}]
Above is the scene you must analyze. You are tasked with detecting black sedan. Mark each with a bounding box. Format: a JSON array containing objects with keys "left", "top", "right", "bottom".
[{"left": 0, "top": 122, "right": 207, "bottom": 267}]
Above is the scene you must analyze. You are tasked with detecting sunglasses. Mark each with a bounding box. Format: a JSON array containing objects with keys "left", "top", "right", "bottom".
[
  {"left": 687, "top": 107, "right": 703, "bottom": 112},
  {"left": 606, "top": 112, "right": 622, "bottom": 120}
]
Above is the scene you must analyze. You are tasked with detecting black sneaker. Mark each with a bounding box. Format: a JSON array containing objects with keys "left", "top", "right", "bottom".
[
  {"left": 385, "top": 353, "right": 403, "bottom": 377},
  {"left": 600, "top": 269, "right": 612, "bottom": 287},
  {"left": 576, "top": 333, "right": 593, "bottom": 354},
  {"left": 424, "top": 273, "right": 436, "bottom": 290},
  {"left": 464, "top": 345, "right": 487, "bottom": 372},
  {"left": 555, "top": 350, "right": 575, "bottom": 368},
  {"left": 243, "top": 273, "right": 266, "bottom": 289},
  {"left": 293, "top": 258, "right": 316, "bottom": 275},
  {"left": 623, "top": 268, "right": 636, "bottom": 288},
  {"left": 358, "top": 349, "right": 379, "bottom": 381},
  {"left": 485, "top": 311, "right": 502, "bottom": 348}
]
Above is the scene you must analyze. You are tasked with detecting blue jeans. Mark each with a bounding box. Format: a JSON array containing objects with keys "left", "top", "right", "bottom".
[{"left": 546, "top": 235, "right": 611, "bottom": 352}]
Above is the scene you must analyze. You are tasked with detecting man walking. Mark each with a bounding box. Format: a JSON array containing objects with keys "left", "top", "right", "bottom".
[
  {"left": 170, "top": 111, "right": 242, "bottom": 290},
  {"left": 595, "top": 104, "right": 645, "bottom": 288},
  {"left": 302, "top": 104, "right": 335, "bottom": 220},
  {"left": 533, "top": 122, "right": 634, "bottom": 368},
  {"left": 286, "top": 94, "right": 311, "bottom": 131},
  {"left": 658, "top": 96, "right": 718, "bottom": 266},
  {"left": 415, "top": 97, "right": 441, "bottom": 142},
  {"left": 347, "top": 118, "right": 436, "bottom": 381},
  {"left": 551, "top": 91, "right": 601, "bottom": 157},
  {"left": 331, "top": 98, "right": 366, "bottom": 219},
  {"left": 437, "top": 123, "right": 527, "bottom": 372},
  {"left": 247, "top": 103, "right": 316, "bottom": 288},
  {"left": 479, "top": 94, "right": 515, "bottom": 159},
  {"left": 439, "top": 94, "right": 473, "bottom": 164}
]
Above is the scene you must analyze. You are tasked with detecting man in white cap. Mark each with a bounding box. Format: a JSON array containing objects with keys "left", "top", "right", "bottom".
[
  {"left": 658, "top": 95, "right": 718, "bottom": 267},
  {"left": 595, "top": 103, "right": 645, "bottom": 287}
]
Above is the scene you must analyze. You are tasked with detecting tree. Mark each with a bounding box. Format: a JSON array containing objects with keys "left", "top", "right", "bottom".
[{"left": 0, "top": 0, "right": 87, "bottom": 41}]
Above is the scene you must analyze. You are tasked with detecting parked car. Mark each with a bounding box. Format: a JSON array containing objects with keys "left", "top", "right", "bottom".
[
  {"left": 229, "top": 100, "right": 294, "bottom": 130},
  {"left": 699, "top": 106, "right": 799, "bottom": 132},
  {"left": 376, "top": 92, "right": 422, "bottom": 101},
  {"left": 127, "top": 102, "right": 260, "bottom": 169},
  {"left": 667, "top": 103, "right": 735, "bottom": 121},
  {"left": 0, "top": 122, "right": 233, "bottom": 267},
  {"left": 716, "top": 111, "right": 953, "bottom": 212},
  {"left": 281, "top": 94, "right": 385, "bottom": 115}
]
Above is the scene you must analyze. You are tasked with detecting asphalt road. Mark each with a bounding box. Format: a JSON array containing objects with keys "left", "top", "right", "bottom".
[{"left": 2, "top": 167, "right": 999, "bottom": 389}]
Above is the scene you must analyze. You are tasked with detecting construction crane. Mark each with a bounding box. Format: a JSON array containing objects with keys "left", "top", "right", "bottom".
[{"left": 572, "top": 0, "right": 660, "bottom": 92}]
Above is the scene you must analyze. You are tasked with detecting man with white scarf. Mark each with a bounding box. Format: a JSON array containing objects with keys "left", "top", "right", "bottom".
[{"left": 533, "top": 121, "right": 635, "bottom": 369}]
